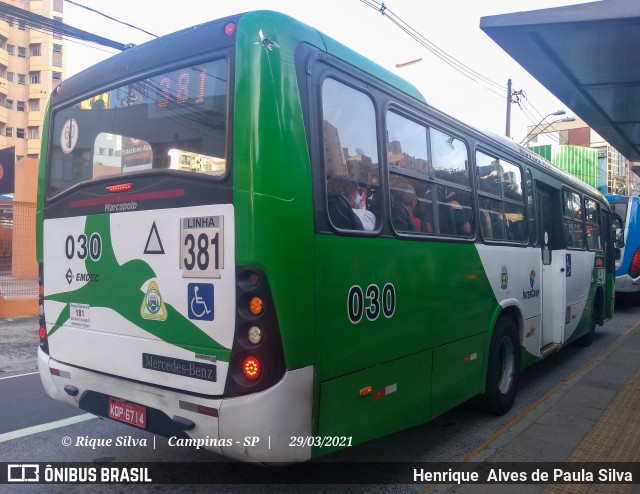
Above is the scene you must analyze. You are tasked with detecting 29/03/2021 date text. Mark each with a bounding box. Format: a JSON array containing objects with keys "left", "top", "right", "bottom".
[{"left": 289, "top": 436, "right": 353, "bottom": 448}]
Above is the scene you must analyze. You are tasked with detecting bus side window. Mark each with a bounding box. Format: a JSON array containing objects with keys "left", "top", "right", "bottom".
[
  {"left": 526, "top": 169, "right": 538, "bottom": 246},
  {"left": 386, "top": 111, "right": 434, "bottom": 235},
  {"left": 321, "top": 78, "right": 380, "bottom": 233},
  {"left": 476, "top": 152, "right": 525, "bottom": 242},
  {"left": 585, "top": 197, "right": 601, "bottom": 250},
  {"left": 430, "top": 129, "right": 472, "bottom": 237},
  {"left": 563, "top": 190, "right": 585, "bottom": 249}
]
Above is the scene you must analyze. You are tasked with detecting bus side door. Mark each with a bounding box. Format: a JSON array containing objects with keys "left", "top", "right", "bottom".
[{"left": 538, "top": 183, "right": 565, "bottom": 350}]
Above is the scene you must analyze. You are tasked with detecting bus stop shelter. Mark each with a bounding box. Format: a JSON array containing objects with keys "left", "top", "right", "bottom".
[{"left": 480, "top": 0, "right": 640, "bottom": 163}]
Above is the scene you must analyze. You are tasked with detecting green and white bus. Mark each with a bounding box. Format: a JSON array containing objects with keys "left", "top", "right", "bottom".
[{"left": 37, "top": 10, "right": 615, "bottom": 463}]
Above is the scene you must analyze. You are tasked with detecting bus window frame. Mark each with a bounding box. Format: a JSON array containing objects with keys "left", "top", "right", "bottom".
[
  {"left": 562, "top": 187, "right": 587, "bottom": 251},
  {"left": 474, "top": 146, "right": 528, "bottom": 246},
  {"left": 526, "top": 168, "right": 538, "bottom": 247},
  {"left": 384, "top": 105, "right": 474, "bottom": 240},
  {"left": 584, "top": 196, "right": 603, "bottom": 251},
  {"left": 317, "top": 71, "right": 383, "bottom": 236}
]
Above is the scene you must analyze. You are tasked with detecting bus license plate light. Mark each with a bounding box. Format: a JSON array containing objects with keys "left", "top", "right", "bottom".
[{"left": 108, "top": 396, "right": 147, "bottom": 428}]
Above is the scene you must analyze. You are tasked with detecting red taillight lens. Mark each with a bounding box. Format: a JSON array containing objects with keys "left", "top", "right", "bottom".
[
  {"left": 242, "top": 357, "right": 261, "bottom": 380},
  {"left": 38, "top": 263, "right": 49, "bottom": 354},
  {"left": 224, "top": 22, "right": 236, "bottom": 36},
  {"left": 106, "top": 183, "right": 133, "bottom": 193},
  {"left": 630, "top": 249, "right": 640, "bottom": 278}
]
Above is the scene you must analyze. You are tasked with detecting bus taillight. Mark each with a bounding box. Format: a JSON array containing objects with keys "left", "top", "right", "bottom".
[
  {"left": 224, "top": 22, "right": 236, "bottom": 36},
  {"left": 249, "top": 296, "right": 263, "bottom": 316},
  {"left": 224, "top": 267, "right": 286, "bottom": 395},
  {"left": 243, "top": 357, "right": 261, "bottom": 380},
  {"left": 38, "top": 263, "right": 49, "bottom": 354},
  {"left": 630, "top": 249, "right": 640, "bottom": 278}
]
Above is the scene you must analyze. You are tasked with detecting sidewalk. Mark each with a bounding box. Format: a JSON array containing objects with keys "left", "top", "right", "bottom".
[
  {"left": 0, "top": 315, "right": 39, "bottom": 376},
  {"left": 432, "top": 322, "right": 640, "bottom": 494}
]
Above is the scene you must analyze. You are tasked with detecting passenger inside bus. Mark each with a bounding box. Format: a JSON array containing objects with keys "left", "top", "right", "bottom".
[
  {"left": 326, "top": 176, "right": 376, "bottom": 231},
  {"left": 391, "top": 184, "right": 432, "bottom": 233}
]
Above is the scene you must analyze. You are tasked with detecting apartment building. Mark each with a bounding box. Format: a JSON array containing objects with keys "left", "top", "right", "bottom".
[{"left": 0, "top": 0, "right": 66, "bottom": 160}]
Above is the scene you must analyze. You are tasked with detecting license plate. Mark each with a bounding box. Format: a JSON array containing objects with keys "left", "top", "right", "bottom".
[{"left": 108, "top": 397, "right": 147, "bottom": 428}]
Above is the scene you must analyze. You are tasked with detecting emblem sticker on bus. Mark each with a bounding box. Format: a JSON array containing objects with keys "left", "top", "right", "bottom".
[{"left": 180, "top": 216, "right": 223, "bottom": 278}]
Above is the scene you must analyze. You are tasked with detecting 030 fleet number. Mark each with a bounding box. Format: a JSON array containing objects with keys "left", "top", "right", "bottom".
[{"left": 347, "top": 283, "right": 396, "bottom": 324}]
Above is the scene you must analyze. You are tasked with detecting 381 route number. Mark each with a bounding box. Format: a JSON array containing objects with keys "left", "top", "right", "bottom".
[{"left": 347, "top": 283, "right": 396, "bottom": 324}]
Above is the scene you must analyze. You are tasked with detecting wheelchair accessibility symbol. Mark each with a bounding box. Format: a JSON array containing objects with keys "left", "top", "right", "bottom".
[{"left": 188, "top": 283, "right": 214, "bottom": 321}]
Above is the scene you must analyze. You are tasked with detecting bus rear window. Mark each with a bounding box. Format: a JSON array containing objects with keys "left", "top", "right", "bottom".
[{"left": 48, "top": 58, "right": 228, "bottom": 197}]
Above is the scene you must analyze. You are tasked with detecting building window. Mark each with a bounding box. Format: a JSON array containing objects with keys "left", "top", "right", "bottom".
[
  {"left": 29, "top": 72, "right": 40, "bottom": 84},
  {"left": 7, "top": 44, "right": 14, "bottom": 56},
  {"left": 6, "top": 127, "right": 13, "bottom": 137},
  {"left": 16, "top": 128, "right": 25, "bottom": 139},
  {"left": 16, "top": 101, "right": 25, "bottom": 112},
  {"left": 52, "top": 72, "right": 62, "bottom": 83},
  {"left": 18, "top": 20, "right": 26, "bottom": 31},
  {"left": 0, "top": 65, "right": 5, "bottom": 78},
  {"left": 7, "top": 72, "right": 13, "bottom": 83},
  {"left": 52, "top": 46, "right": 62, "bottom": 67},
  {"left": 28, "top": 127, "right": 39, "bottom": 139},
  {"left": 0, "top": 37, "right": 6, "bottom": 50},
  {"left": 17, "top": 74, "right": 25, "bottom": 85},
  {"left": 29, "top": 99, "right": 40, "bottom": 111},
  {"left": 18, "top": 46, "right": 26, "bottom": 58},
  {"left": 6, "top": 99, "right": 13, "bottom": 110},
  {"left": 53, "top": 17, "right": 63, "bottom": 39},
  {"left": 30, "top": 44, "right": 41, "bottom": 57}
]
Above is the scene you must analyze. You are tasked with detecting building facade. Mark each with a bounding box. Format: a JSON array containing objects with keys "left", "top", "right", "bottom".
[
  {"left": 0, "top": 0, "right": 66, "bottom": 160},
  {"left": 524, "top": 117, "right": 640, "bottom": 197}
]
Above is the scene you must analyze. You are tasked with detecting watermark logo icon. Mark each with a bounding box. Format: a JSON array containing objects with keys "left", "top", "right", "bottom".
[{"left": 7, "top": 464, "right": 39, "bottom": 482}]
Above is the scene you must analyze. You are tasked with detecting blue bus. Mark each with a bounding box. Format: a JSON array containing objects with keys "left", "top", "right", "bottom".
[{"left": 605, "top": 195, "right": 640, "bottom": 294}]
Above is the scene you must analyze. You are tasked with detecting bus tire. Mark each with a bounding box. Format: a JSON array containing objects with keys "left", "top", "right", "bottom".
[{"left": 480, "top": 316, "right": 519, "bottom": 415}]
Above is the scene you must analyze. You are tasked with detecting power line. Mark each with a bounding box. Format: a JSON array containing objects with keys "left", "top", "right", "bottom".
[
  {"left": 0, "top": 0, "right": 127, "bottom": 50},
  {"left": 64, "top": 0, "right": 158, "bottom": 38},
  {"left": 360, "top": 0, "right": 507, "bottom": 98}
]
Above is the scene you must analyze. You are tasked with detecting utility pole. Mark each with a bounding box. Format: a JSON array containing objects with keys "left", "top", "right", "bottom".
[{"left": 506, "top": 79, "right": 512, "bottom": 138}]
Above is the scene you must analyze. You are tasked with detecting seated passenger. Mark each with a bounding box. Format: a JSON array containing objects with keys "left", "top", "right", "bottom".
[
  {"left": 448, "top": 196, "right": 471, "bottom": 235},
  {"left": 326, "top": 176, "right": 375, "bottom": 231},
  {"left": 392, "top": 185, "right": 432, "bottom": 232}
]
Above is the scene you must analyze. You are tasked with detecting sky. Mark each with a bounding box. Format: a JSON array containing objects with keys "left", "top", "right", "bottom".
[{"left": 62, "top": 0, "right": 593, "bottom": 143}]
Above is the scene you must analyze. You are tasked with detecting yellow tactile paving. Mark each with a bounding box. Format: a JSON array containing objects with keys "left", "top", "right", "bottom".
[{"left": 542, "top": 363, "right": 640, "bottom": 494}]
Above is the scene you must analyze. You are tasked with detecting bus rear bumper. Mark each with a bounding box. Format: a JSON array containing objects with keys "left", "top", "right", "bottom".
[{"left": 38, "top": 348, "right": 314, "bottom": 463}]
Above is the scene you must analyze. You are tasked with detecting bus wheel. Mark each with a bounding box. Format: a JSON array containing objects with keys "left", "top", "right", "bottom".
[{"left": 481, "top": 316, "right": 519, "bottom": 415}]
